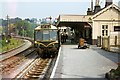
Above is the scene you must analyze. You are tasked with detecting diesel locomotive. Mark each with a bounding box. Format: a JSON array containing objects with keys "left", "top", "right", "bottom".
[{"left": 34, "top": 24, "right": 60, "bottom": 58}]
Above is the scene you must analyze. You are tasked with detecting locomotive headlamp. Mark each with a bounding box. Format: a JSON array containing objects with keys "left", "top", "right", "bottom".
[{"left": 35, "top": 41, "right": 37, "bottom": 44}]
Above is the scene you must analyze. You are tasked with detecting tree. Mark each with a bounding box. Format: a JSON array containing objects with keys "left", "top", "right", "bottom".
[
  {"left": 1, "top": 17, "right": 37, "bottom": 38},
  {"left": 24, "top": 18, "right": 31, "bottom": 22},
  {"left": 15, "top": 20, "right": 35, "bottom": 38},
  {"left": 30, "top": 18, "right": 37, "bottom": 23}
]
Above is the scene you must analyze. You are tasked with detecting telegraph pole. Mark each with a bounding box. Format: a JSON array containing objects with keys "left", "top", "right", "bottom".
[
  {"left": 6, "top": 15, "right": 9, "bottom": 38},
  {"left": 6, "top": 15, "right": 8, "bottom": 37},
  {"left": 6, "top": 15, "right": 10, "bottom": 43}
]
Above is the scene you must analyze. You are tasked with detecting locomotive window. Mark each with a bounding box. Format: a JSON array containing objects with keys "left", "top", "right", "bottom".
[
  {"left": 41, "top": 25, "right": 50, "bottom": 28},
  {"left": 43, "top": 30, "right": 50, "bottom": 40},
  {"left": 35, "top": 31, "right": 42, "bottom": 41},
  {"left": 43, "top": 30, "right": 49, "bottom": 34},
  {"left": 50, "top": 30, "right": 57, "bottom": 41}
]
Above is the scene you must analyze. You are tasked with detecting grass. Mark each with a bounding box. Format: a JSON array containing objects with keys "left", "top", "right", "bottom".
[{"left": 0, "top": 38, "right": 24, "bottom": 53}]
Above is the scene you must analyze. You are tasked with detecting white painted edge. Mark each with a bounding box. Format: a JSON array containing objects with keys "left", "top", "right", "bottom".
[{"left": 50, "top": 47, "right": 61, "bottom": 78}]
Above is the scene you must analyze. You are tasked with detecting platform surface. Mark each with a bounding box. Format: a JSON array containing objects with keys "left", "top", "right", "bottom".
[{"left": 51, "top": 45, "right": 119, "bottom": 79}]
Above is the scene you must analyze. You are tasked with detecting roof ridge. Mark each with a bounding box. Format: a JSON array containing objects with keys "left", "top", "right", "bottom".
[{"left": 92, "top": 4, "right": 120, "bottom": 19}]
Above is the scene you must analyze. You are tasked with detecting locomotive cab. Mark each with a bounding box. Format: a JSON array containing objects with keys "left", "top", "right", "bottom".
[{"left": 34, "top": 24, "right": 60, "bottom": 58}]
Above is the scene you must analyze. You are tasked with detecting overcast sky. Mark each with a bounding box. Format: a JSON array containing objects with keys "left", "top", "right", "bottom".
[{"left": 0, "top": 0, "right": 119, "bottom": 20}]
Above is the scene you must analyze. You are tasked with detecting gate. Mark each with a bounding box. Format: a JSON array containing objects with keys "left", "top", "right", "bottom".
[{"left": 102, "top": 36, "right": 110, "bottom": 51}]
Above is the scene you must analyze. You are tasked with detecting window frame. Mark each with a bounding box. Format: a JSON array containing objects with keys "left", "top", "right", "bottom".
[{"left": 102, "top": 25, "right": 108, "bottom": 37}]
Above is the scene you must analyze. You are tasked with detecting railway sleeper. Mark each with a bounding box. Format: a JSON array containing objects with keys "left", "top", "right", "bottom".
[
  {"left": 32, "top": 67, "right": 44, "bottom": 70},
  {"left": 34, "top": 63, "right": 46, "bottom": 67},
  {"left": 25, "top": 73, "right": 41, "bottom": 79},
  {"left": 29, "top": 69, "right": 36, "bottom": 72},
  {"left": 35, "top": 70, "right": 43, "bottom": 73},
  {"left": 30, "top": 69, "right": 42, "bottom": 72},
  {"left": 44, "top": 60, "right": 49, "bottom": 63},
  {"left": 42, "top": 62, "right": 48, "bottom": 65},
  {"left": 30, "top": 67, "right": 43, "bottom": 72},
  {"left": 31, "top": 70, "right": 43, "bottom": 73},
  {"left": 33, "top": 65, "right": 45, "bottom": 69},
  {"left": 28, "top": 75, "right": 40, "bottom": 79},
  {"left": 40, "top": 65, "right": 46, "bottom": 68},
  {"left": 28, "top": 70, "right": 42, "bottom": 75},
  {"left": 30, "top": 72, "right": 43, "bottom": 75},
  {"left": 35, "top": 63, "right": 42, "bottom": 66},
  {"left": 29, "top": 70, "right": 43, "bottom": 74},
  {"left": 24, "top": 74, "right": 38, "bottom": 79}
]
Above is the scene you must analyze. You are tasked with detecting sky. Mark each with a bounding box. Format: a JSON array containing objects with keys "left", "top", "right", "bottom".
[{"left": 0, "top": 0, "right": 120, "bottom": 20}]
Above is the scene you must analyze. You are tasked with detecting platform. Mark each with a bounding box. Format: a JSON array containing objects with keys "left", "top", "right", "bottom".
[{"left": 51, "top": 45, "right": 118, "bottom": 79}]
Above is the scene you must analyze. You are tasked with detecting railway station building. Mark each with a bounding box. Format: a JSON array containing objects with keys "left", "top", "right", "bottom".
[
  {"left": 56, "top": 15, "right": 92, "bottom": 44},
  {"left": 56, "top": 0, "right": 120, "bottom": 45}
]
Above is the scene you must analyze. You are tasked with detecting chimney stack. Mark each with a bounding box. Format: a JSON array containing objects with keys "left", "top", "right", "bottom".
[
  {"left": 95, "top": 0, "right": 99, "bottom": 6},
  {"left": 91, "top": 0, "right": 93, "bottom": 12},
  {"left": 94, "top": 0, "right": 101, "bottom": 14},
  {"left": 87, "top": 8, "right": 93, "bottom": 15},
  {"left": 105, "top": 0, "right": 113, "bottom": 7}
]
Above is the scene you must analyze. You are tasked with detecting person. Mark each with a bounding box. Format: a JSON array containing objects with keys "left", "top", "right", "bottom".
[
  {"left": 61, "top": 33, "right": 64, "bottom": 43},
  {"left": 63, "top": 33, "right": 66, "bottom": 42},
  {"left": 66, "top": 33, "right": 68, "bottom": 40}
]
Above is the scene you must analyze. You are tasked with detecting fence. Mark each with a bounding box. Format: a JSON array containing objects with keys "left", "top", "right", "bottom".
[
  {"left": 97, "top": 36, "right": 101, "bottom": 47},
  {"left": 97, "top": 33, "right": 120, "bottom": 52}
]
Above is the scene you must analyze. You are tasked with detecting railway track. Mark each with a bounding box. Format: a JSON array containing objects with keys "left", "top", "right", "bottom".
[
  {"left": 1, "top": 47, "right": 37, "bottom": 78},
  {"left": 16, "top": 58, "right": 52, "bottom": 79},
  {"left": 1, "top": 37, "right": 59, "bottom": 79},
  {"left": 1, "top": 48, "right": 56, "bottom": 79}
]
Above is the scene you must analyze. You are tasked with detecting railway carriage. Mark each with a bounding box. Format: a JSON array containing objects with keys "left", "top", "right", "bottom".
[{"left": 34, "top": 24, "right": 60, "bottom": 58}]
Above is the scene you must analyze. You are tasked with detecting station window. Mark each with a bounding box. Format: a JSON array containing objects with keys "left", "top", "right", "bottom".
[
  {"left": 102, "top": 26, "right": 104, "bottom": 29},
  {"left": 106, "top": 30, "right": 108, "bottom": 36},
  {"left": 102, "top": 25, "right": 108, "bottom": 36},
  {"left": 102, "top": 30, "right": 104, "bottom": 36},
  {"left": 114, "top": 26, "right": 120, "bottom": 32}
]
